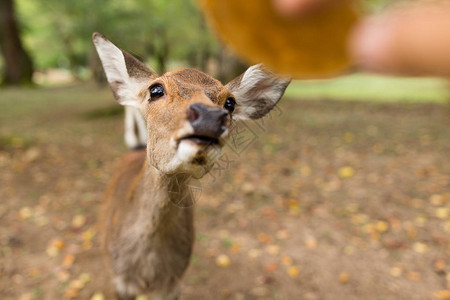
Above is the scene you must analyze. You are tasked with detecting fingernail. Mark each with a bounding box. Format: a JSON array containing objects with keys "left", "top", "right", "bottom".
[{"left": 272, "top": 0, "right": 316, "bottom": 18}]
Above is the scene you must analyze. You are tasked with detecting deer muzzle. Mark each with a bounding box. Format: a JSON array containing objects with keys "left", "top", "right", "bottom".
[{"left": 185, "top": 103, "right": 229, "bottom": 143}]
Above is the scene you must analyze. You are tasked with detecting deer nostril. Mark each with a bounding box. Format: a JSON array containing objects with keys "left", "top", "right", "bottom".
[
  {"left": 187, "top": 106, "right": 199, "bottom": 122},
  {"left": 187, "top": 103, "right": 229, "bottom": 138}
]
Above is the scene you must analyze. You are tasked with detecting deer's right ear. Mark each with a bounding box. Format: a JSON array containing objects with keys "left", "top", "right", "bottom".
[{"left": 92, "top": 32, "right": 156, "bottom": 108}]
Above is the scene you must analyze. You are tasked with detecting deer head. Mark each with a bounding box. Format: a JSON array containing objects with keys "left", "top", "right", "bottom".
[{"left": 93, "top": 33, "right": 290, "bottom": 178}]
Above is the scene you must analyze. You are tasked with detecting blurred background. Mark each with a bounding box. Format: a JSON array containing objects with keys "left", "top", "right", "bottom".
[{"left": 0, "top": 0, "right": 449, "bottom": 299}]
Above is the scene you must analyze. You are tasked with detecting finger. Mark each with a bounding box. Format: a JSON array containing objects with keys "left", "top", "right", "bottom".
[
  {"left": 349, "top": 3, "right": 450, "bottom": 77},
  {"left": 272, "top": 0, "right": 333, "bottom": 18}
]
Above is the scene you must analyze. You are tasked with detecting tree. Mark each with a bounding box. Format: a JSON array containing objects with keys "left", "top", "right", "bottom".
[{"left": 0, "top": 0, "right": 34, "bottom": 85}]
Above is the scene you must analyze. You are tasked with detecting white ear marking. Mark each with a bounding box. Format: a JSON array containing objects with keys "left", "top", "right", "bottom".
[
  {"left": 226, "top": 64, "right": 290, "bottom": 120},
  {"left": 92, "top": 33, "right": 154, "bottom": 108},
  {"left": 92, "top": 33, "right": 129, "bottom": 86}
]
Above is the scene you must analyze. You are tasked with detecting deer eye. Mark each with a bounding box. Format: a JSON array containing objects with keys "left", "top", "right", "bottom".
[
  {"left": 224, "top": 97, "right": 236, "bottom": 113},
  {"left": 149, "top": 84, "right": 165, "bottom": 101}
]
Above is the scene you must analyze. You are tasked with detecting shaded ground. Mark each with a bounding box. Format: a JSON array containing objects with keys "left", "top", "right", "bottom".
[{"left": 0, "top": 84, "right": 449, "bottom": 300}]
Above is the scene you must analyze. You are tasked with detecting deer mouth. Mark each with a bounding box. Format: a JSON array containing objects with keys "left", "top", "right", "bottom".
[
  {"left": 178, "top": 135, "right": 220, "bottom": 146},
  {"left": 174, "top": 133, "right": 223, "bottom": 169}
]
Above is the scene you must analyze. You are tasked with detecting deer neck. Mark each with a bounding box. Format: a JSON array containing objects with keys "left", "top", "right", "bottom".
[{"left": 134, "top": 160, "right": 194, "bottom": 234}]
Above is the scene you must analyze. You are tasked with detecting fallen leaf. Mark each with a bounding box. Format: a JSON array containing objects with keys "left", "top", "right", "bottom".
[
  {"left": 430, "top": 194, "right": 444, "bottom": 206},
  {"left": 404, "top": 222, "right": 417, "bottom": 239},
  {"left": 69, "top": 279, "right": 84, "bottom": 290},
  {"left": 215, "top": 254, "right": 231, "bottom": 267},
  {"left": 90, "top": 293, "right": 105, "bottom": 300},
  {"left": 257, "top": 232, "right": 273, "bottom": 244},
  {"left": 414, "top": 215, "right": 427, "bottom": 227},
  {"left": 46, "top": 238, "right": 65, "bottom": 257},
  {"left": 230, "top": 244, "right": 240, "bottom": 254},
  {"left": 413, "top": 242, "right": 428, "bottom": 254},
  {"left": 389, "top": 267, "right": 403, "bottom": 277},
  {"left": 26, "top": 267, "right": 41, "bottom": 278},
  {"left": 248, "top": 248, "right": 262, "bottom": 259},
  {"left": 18, "top": 207, "right": 33, "bottom": 220},
  {"left": 376, "top": 221, "right": 389, "bottom": 233},
  {"left": 34, "top": 215, "right": 49, "bottom": 227},
  {"left": 287, "top": 266, "right": 299, "bottom": 278},
  {"left": 305, "top": 236, "right": 318, "bottom": 249},
  {"left": 265, "top": 262, "right": 278, "bottom": 272},
  {"left": 241, "top": 182, "right": 255, "bottom": 194},
  {"left": 288, "top": 200, "right": 301, "bottom": 216},
  {"left": 72, "top": 214, "right": 87, "bottom": 229},
  {"left": 82, "top": 240, "right": 93, "bottom": 250},
  {"left": 436, "top": 208, "right": 449, "bottom": 219},
  {"left": 276, "top": 230, "right": 290, "bottom": 240},
  {"left": 263, "top": 207, "right": 278, "bottom": 220},
  {"left": 444, "top": 220, "right": 450, "bottom": 233},
  {"left": 351, "top": 214, "right": 369, "bottom": 225},
  {"left": 266, "top": 245, "right": 280, "bottom": 256},
  {"left": 434, "top": 259, "right": 446, "bottom": 273},
  {"left": 372, "top": 144, "right": 384, "bottom": 154},
  {"left": 406, "top": 271, "right": 421, "bottom": 281},
  {"left": 281, "top": 255, "right": 293, "bottom": 266},
  {"left": 338, "top": 272, "right": 350, "bottom": 284},
  {"left": 339, "top": 166, "right": 355, "bottom": 179},
  {"left": 79, "top": 273, "right": 91, "bottom": 284},
  {"left": 64, "top": 288, "right": 79, "bottom": 299},
  {"left": 343, "top": 132, "right": 354, "bottom": 143},
  {"left": 56, "top": 270, "right": 70, "bottom": 283},
  {"left": 62, "top": 254, "right": 75, "bottom": 268},
  {"left": 434, "top": 290, "right": 450, "bottom": 299},
  {"left": 300, "top": 166, "right": 311, "bottom": 177}
]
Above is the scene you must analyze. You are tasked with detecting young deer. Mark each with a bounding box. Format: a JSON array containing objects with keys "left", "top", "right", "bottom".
[{"left": 92, "top": 32, "right": 289, "bottom": 300}]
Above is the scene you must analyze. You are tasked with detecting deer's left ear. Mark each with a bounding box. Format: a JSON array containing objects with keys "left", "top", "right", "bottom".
[
  {"left": 226, "top": 64, "right": 290, "bottom": 120},
  {"left": 92, "top": 32, "right": 157, "bottom": 108}
]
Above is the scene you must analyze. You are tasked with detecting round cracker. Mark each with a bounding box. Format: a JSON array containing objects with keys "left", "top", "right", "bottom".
[{"left": 199, "top": 0, "right": 359, "bottom": 78}]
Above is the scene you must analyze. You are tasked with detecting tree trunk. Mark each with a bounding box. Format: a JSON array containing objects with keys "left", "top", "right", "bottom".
[
  {"left": 89, "top": 45, "right": 106, "bottom": 86},
  {"left": 216, "top": 46, "right": 248, "bottom": 83},
  {"left": 0, "top": 0, "right": 34, "bottom": 85},
  {"left": 197, "top": 16, "right": 210, "bottom": 72},
  {"left": 156, "top": 35, "right": 170, "bottom": 74}
]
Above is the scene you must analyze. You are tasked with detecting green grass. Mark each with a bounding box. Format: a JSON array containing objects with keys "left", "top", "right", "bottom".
[
  {"left": 0, "top": 83, "right": 112, "bottom": 119},
  {"left": 285, "top": 73, "right": 450, "bottom": 103}
]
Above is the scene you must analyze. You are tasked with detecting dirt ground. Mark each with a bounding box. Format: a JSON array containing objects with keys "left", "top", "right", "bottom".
[{"left": 0, "top": 85, "right": 449, "bottom": 299}]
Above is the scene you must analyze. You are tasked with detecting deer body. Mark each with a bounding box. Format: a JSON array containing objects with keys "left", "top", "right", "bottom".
[
  {"left": 103, "top": 149, "right": 194, "bottom": 299},
  {"left": 93, "top": 32, "right": 289, "bottom": 300}
]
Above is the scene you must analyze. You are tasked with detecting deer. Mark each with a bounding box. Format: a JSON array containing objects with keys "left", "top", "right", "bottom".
[{"left": 92, "top": 32, "right": 290, "bottom": 300}]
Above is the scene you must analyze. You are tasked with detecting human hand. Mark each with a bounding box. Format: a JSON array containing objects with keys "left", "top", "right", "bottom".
[
  {"left": 273, "top": 0, "right": 450, "bottom": 77},
  {"left": 350, "top": 2, "right": 450, "bottom": 77}
]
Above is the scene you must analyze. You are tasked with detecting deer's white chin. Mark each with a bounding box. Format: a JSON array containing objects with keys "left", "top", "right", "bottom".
[{"left": 166, "top": 139, "right": 221, "bottom": 178}]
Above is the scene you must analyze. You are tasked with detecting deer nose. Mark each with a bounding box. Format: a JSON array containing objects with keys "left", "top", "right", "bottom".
[{"left": 187, "top": 103, "right": 228, "bottom": 138}]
